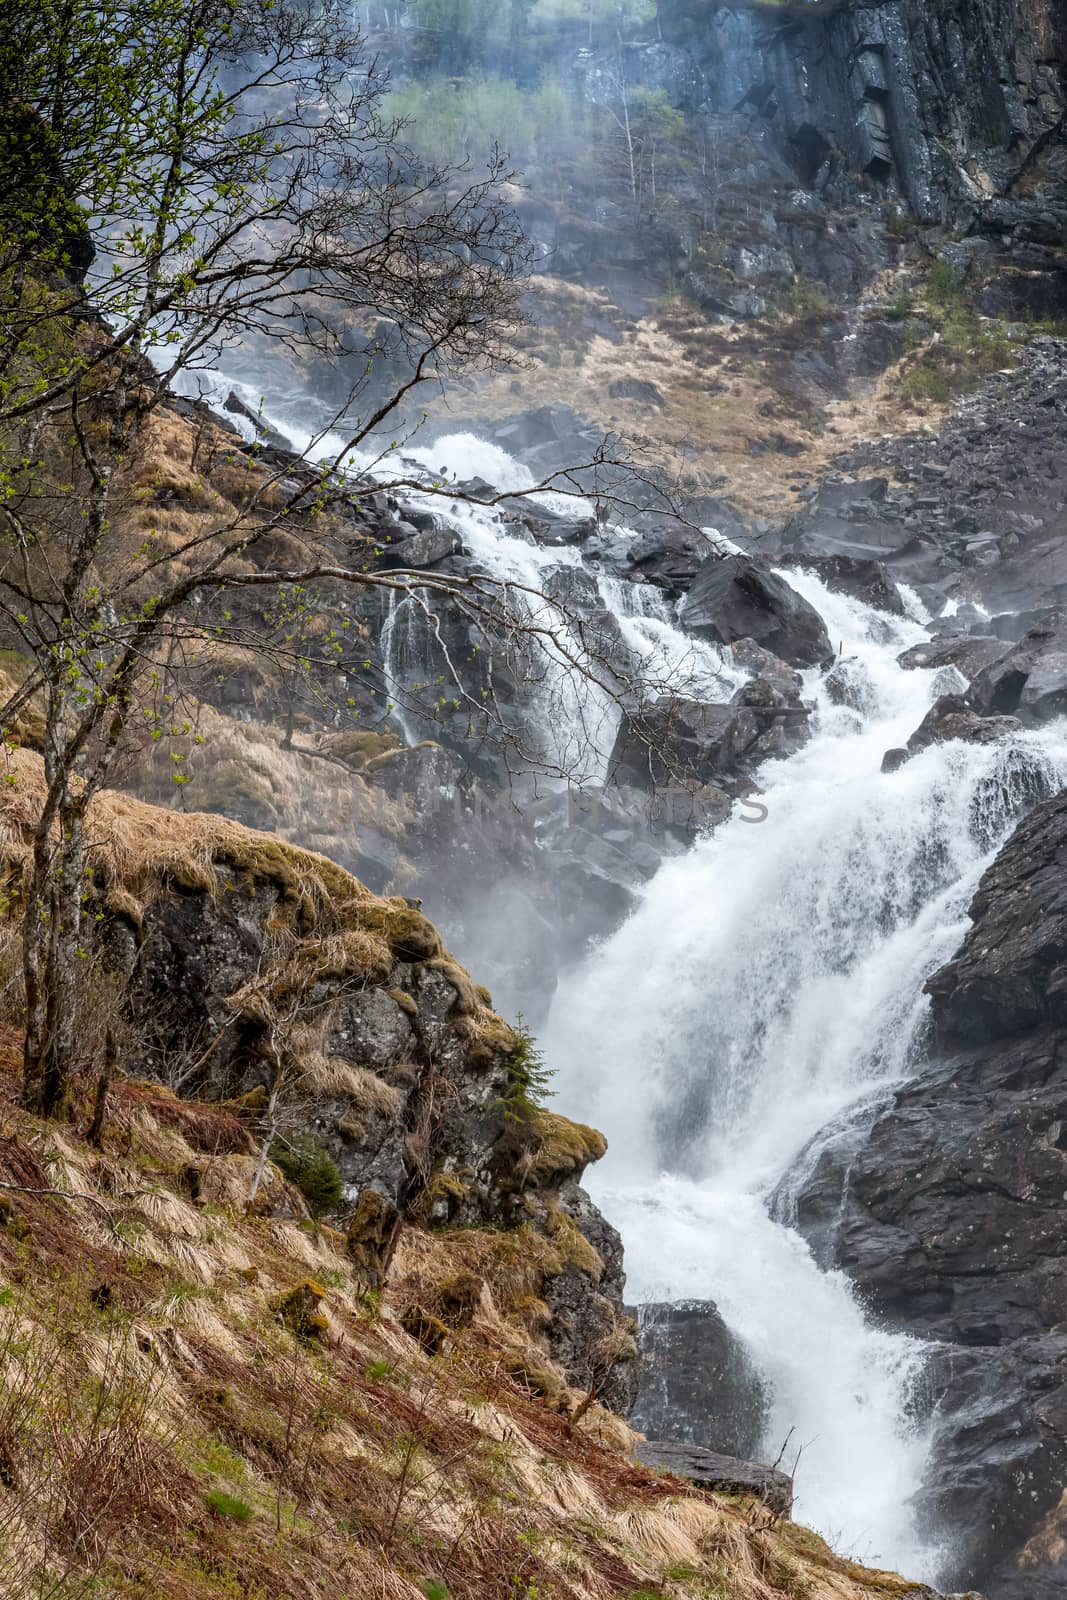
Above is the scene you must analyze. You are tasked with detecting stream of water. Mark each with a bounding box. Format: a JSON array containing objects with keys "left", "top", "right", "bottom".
[
  {"left": 177, "top": 374, "right": 1067, "bottom": 1579},
  {"left": 543, "top": 571, "right": 1067, "bottom": 1580}
]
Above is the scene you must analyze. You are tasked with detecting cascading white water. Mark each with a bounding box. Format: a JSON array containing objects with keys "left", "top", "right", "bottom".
[
  {"left": 545, "top": 571, "right": 1067, "bottom": 1580},
  {"left": 367, "top": 430, "right": 750, "bottom": 777},
  {"left": 162, "top": 368, "right": 1067, "bottom": 1571},
  {"left": 160, "top": 374, "right": 748, "bottom": 769}
]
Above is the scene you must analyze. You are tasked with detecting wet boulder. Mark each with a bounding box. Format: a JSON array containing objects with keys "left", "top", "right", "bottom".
[
  {"left": 897, "top": 635, "right": 1008, "bottom": 680},
  {"left": 904, "top": 695, "right": 1023, "bottom": 757},
  {"left": 968, "top": 612, "right": 1067, "bottom": 724},
  {"left": 726, "top": 677, "right": 811, "bottom": 765},
  {"left": 925, "top": 789, "right": 1067, "bottom": 1045},
  {"left": 607, "top": 698, "right": 734, "bottom": 790},
  {"left": 824, "top": 656, "right": 877, "bottom": 715},
  {"left": 379, "top": 528, "right": 465, "bottom": 570},
  {"left": 680, "top": 555, "right": 834, "bottom": 669},
  {"left": 727, "top": 638, "right": 802, "bottom": 701},
  {"left": 621, "top": 520, "right": 720, "bottom": 596},
  {"left": 608, "top": 688, "right": 808, "bottom": 792},
  {"left": 630, "top": 1300, "right": 767, "bottom": 1460}
]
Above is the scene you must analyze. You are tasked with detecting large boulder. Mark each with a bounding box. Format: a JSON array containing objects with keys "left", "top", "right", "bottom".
[
  {"left": 896, "top": 635, "right": 1008, "bottom": 680},
  {"left": 607, "top": 698, "right": 733, "bottom": 790},
  {"left": 679, "top": 555, "right": 835, "bottom": 669},
  {"left": 727, "top": 638, "right": 803, "bottom": 700},
  {"left": 904, "top": 695, "right": 1024, "bottom": 758},
  {"left": 634, "top": 1441, "right": 793, "bottom": 1518},
  {"left": 630, "top": 1300, "right": 767, "bottom": 1460},
  {"left": 619, "top": 520, "right": 721, "bottom": 597},
  {"left": 968, "top": 611, "right": 1067, "bottom": 724},
  {"left": 608, "top": 688, "right": 809, "bottom": 792},
  {"left": 378, "top": 527, "right": 465, "bottom": 570}
]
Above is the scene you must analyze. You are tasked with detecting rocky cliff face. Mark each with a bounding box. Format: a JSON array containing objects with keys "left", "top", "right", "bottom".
[
  {"left": 507, "top": 0, "right": 1066, "bottom": 325},
  {"left": 659, "top": 0, "right": 1065, "bottom": 223}
]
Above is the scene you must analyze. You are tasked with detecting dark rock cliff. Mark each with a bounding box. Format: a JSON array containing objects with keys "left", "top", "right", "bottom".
[
  {"left": 498, "top": 0, "right": 1066, "bottom": 323},
  {"left": 658, "top": 0, "right": 1065, "bottom": 224}
]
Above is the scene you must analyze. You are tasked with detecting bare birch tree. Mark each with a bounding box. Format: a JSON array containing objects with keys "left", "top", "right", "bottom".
[{"left": 0, "top": 0, "right": 695, "bottom": 1118}]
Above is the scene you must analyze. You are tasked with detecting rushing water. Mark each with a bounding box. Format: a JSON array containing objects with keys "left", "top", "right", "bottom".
[
  {"left": 543, "top": 570, "right": 1067, "bottom": 1581},
  {"left": 167, "top": 373, "right": 1067, "bottom": 1575},
  {"left": 353, "top": 425, "right": 1067, "bottom": 1575},
  {"left": 370, "top": 429, "right": 749, "bottom": 780}
]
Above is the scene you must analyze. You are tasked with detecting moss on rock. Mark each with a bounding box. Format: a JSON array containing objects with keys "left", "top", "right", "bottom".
[
  {"left": 387, "top": 986, "right": 418, "bottom": 1017},
  {"left": 274, "top": 1279, "right": 329, "bottom": 1339},
  {"left": 400, "top": 1303, "right": 449, "bottom": 1356},
  {"left": 354, "top": 898, "right": 442, "bottom": 962},
  {"left": 345, "top": 1188, "right": 401, "bottom": 1289},
  {"left": 425, "top": 956, "right": 481, "bottom": 1016},
  {"left": 327, "top": 729, "right": 400, "bottom": 768},
  {"left": 511, "top": 1110, "right": 608, "bottom": 1190}
]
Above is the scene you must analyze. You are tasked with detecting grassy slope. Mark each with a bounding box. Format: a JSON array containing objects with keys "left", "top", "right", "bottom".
[
  {"left": 0, "top": 1048, "right": 935, "bottom": 1600},
  {"left": 0, "top": 772, "right": 942, "bottom": 1600}
]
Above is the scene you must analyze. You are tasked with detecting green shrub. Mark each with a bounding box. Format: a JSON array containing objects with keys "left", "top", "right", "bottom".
[
  {"left": 777, "top": 277, "right": 834, "bottom": 318},
  {"left": 885, "top": 208, "right": 915, "bottom": 238},
  {"left": 420, "top": 1582, "right": 450, "bottom": 1600},
  {"left": 903, "top": 305, "right": 1014, "bottom": 402},
  {"left": 902, "top": 364, "right": 953, "bottom": 403},
  {"left": 205, "top": 1489, "right": 252, "bottom": 1521},
  {"left": 928, "top": 256, "right": 963, "bottom": 305},
  {"left": 497, "top": 1017, "right": 555, "bottom": 1122},
  {"left": 271, "top": 1135, "right": 343, "bottom": 1218}
]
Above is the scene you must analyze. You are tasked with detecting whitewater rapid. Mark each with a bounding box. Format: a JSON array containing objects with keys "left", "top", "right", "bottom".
[
  {"left": 172, "top": 372, "right": 1067, "bottom": 1576},
  {"left": 544, "top": 571, "right": 1067, "bottom": 1581},
  {"left": 356, "top": 419, "right": 1067, "bottom": 1576}
]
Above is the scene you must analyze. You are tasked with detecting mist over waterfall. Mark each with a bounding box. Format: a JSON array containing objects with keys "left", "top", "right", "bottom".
[
  {"left": 545, "top": 573, "right": 1067, "bottom": 1579},
  {"left": 134, "top": 5, "right": 1067, "bottom": 1584}
]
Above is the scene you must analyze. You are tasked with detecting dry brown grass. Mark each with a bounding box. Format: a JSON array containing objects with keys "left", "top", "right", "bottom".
[
  {"left": 129, "top": 699, "right": 414, "bottom": 887},
  {"left": 0, "top": 743, "right": 374, "bottom": 925},
  {"left": 0, "top": 1048, "right": 938, "bottom": 1599},
  {"left": 438, "top": 271, "right": 942, "bottom": 521}
]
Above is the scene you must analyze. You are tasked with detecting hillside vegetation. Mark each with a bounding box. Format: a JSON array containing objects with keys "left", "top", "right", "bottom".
[{"left": 0, "top": 764, "right": 940, "bottom": 1600}]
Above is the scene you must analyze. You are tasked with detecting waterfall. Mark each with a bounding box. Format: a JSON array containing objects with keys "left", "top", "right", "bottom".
[
  {"left": 363, "top": 430, "right": 750, "bottom": 779},
  {"left": 545, "top": 570, "right": 1067, "bottom": 1580},
  {"left": 160, "top": 358, "right": 1067, "bottom": 1573}
]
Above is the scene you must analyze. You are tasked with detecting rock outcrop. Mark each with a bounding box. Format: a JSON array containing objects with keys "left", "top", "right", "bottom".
[
  {"left": 631, "top": 1299, "right": 768, "bottom": 1461},
  {"left": 0, "top": 751, "right": 638, "bottom": 1414},
  {"left": 659, "top": 0, "right": 1066, "bottom": 233},
  {"left": 968, "top": 612, "right": 1067, "bottom": 724},
  {"left": 815, "top": 337, "right": 1067, "bottom": 612},
  {"left": 635, "top": 1440, "right": 793, "bottom": 1520}
]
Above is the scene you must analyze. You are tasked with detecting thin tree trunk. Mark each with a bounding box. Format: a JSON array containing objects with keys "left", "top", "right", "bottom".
[
  {"left": 22, "top": 793, "right": 86, "bottom": 1119},
  {"left": 88, "top": 1025, "right": 117, "bottom": 1148}
]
